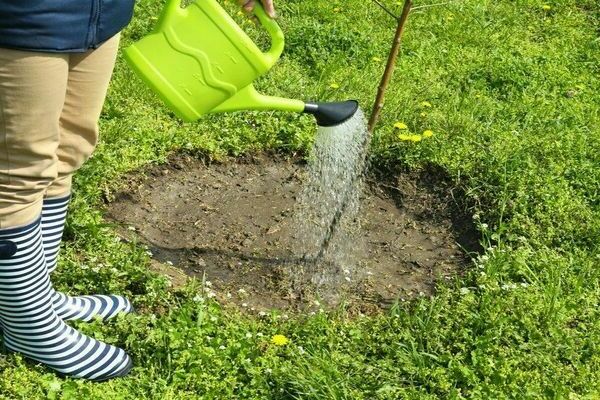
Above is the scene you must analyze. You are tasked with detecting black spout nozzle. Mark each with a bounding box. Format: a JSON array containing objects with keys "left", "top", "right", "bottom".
[{"left": 303, "top": 100, "right": 359, "bottom": 127}]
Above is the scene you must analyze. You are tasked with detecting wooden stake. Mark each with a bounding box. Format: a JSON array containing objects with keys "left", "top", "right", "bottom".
[{"left": 368, "top": 0, "right": 412, "bottom": 133}]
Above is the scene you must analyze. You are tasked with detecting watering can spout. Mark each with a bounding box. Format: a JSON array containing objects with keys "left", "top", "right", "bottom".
[
  {"left": 212, "top": 89, "right": 360, "bottom": 128},
  {"left": 210, "top": 85, "right": 360, "bottom": 128},
  {"left": 211, "top": 85, "right": 305, "bottom": 114}
]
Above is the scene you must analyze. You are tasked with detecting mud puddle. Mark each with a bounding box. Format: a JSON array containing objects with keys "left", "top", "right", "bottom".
[{"left": 107, "top": 153, "right": 479, "bottom": 314}]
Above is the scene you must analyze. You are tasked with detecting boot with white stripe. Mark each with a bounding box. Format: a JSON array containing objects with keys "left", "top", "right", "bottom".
[
  {"left": 42, "top": 195, "right": 133, "bottom": 322},
  {"left": 0, "top": 217, "right": 132, "bottom": 381}
]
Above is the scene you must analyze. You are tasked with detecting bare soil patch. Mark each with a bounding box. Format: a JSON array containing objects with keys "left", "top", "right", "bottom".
[{"left": 106, "top": 153, "right": 479, "bottom": 314}]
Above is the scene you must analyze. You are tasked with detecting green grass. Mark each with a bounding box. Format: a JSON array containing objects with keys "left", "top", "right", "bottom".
[{"left": 1, "top": 0, "right": 599, "bottom": 398}]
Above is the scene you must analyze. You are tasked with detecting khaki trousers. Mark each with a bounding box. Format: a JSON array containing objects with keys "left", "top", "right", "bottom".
[{"left": 0, "top": 35, "right": 119, "bottom": 228}]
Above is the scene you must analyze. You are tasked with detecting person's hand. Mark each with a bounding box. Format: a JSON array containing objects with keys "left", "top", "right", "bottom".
[{"left": 237, "top": 0, "right": 276, "bottom": 18}]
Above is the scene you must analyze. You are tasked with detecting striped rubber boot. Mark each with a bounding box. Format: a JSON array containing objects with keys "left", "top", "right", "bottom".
[
  {"left": 42, "top": 195, "right": 133, "bottom": 322},
  {"left": 0, "top": 217, "right": 132, "bottom": 381}
]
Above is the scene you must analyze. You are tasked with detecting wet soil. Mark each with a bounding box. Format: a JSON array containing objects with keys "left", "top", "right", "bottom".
[{"left": 106, "top": 153, "right": 479, "bottom": 314}]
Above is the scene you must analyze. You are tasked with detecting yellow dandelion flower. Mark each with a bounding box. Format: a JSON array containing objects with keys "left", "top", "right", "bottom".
[
  {"left": 333, "top": 7, "right": 341, "bottom": 12},
  {"left": 271, "top": 334, "right": 289, "bottom": 346},
  {"left": 409, "top": 135, "right": 422, "bottom": 142},
  {"left": 372, "top": 57, "right": 382, "bottom": 62},
  {"left": 420, "top": 101, "right": 432, "bottom": 108},
  {"left": 394, "top": 122, "right": 408, "bottom": 130},
  {"left": 330, "top": 83, "right": 340, "bottom": 89},
  {"left": 398, "top": 133, "right": 412, "bottom": 141},
  {"left": 420, "top": 112, "right": 428, "bottom": 118},
  {"left": 542, "top": 5, "right": 551, "bottom": 11},
  {"left": 423, "top": 130, "right": 434, "bottom": 138}
]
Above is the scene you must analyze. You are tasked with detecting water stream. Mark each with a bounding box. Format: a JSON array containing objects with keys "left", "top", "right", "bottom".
[{"left": 291, "top": 108, "right": 370, "bottom": 288}]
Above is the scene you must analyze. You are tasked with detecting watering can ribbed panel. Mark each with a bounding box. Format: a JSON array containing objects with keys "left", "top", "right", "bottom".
[{"left": 163, "top": 27, "right": 237, "bottom": 96}]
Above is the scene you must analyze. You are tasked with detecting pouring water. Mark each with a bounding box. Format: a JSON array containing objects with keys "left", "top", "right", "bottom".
[{"left": 292, "top": 107, "right": 370, "bottom": 286}]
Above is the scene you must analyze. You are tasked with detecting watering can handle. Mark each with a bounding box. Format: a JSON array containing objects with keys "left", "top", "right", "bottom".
[{"left": 251, "top": 3, "right": 285, "bottom": 68}]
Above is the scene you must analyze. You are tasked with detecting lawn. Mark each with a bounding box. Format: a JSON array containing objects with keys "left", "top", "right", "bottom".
[{"left": 1, "top": 0, "right": 599, "bottom": 398}]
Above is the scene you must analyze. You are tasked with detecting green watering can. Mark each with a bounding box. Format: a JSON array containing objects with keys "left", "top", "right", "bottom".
[{"left": 123, "top": 0, "right": 358, "bottom": 127}]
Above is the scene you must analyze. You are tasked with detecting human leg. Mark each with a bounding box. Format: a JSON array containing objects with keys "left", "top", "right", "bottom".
[
  {"left": 0, "top": 46, "right": 132, "bottom": 380},
  {"left": 40, "top": 36, "right": 133, "bottom": 321}
]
